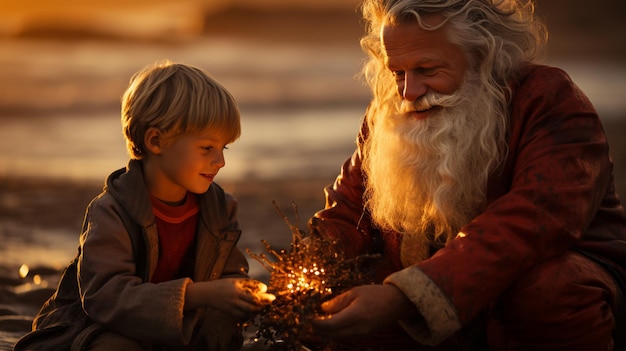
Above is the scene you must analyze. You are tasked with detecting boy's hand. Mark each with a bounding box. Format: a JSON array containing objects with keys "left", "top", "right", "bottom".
[
  {"left": 185, "top": 278, "right": 275, "bottom": 319},
  {"left": 239, "top": 279, "right": 276, "bottom": 306}
]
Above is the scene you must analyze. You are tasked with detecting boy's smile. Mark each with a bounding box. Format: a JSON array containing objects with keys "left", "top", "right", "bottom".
[{"left": 144, "top": 128, "right": 230, "bottom": 203}]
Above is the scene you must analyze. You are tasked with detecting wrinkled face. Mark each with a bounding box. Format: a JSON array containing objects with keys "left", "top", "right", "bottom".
[
  {"left": 153, "top": 129, "right": 229, "bottom": 201},
  {"left": 381, "top": 16, "right": 468, "bottom": 120}
]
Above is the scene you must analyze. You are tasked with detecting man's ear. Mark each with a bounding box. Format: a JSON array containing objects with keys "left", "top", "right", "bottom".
[{"left": 144, "top": 127, "right": 163, "bottom": 155}]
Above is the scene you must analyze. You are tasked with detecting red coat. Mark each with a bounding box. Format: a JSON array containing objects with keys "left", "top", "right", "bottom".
[{"left": 311, "top": 64, "right": 626, "bottom": 346}]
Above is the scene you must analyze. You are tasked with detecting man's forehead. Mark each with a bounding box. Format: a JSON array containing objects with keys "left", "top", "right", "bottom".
[
  {"left": 380, "top": 16, "right": 452, "bottom": 58},
  {"left": 380, "top": 13, "right": 450, "bottom": 54}
]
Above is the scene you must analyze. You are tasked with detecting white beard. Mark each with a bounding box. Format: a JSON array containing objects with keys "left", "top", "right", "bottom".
[{"left": 363, "top": 73, "right": 506, "bottom": 264}]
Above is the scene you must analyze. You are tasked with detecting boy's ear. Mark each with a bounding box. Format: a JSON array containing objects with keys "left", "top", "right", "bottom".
[{"left": 144, "top": 127, "right": 163, "bottom": 155}]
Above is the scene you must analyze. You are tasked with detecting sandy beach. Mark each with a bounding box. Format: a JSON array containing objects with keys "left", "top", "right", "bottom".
[{"left": 1, "top": 1, "right": 626, "bottom": 349}]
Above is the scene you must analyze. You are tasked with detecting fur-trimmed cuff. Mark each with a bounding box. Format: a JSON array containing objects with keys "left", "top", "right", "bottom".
[{"left": 384, "top": 266, "right": 461, "bottom": 346}]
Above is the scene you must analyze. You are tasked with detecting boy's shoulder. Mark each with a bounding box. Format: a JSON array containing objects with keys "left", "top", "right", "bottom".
[{"left": 85, "top": 190, "right": 132, "bottom": 224}]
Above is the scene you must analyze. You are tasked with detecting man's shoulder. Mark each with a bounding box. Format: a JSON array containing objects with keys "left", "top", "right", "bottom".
[
  {"left": 517, "top": 63, "right": 570, "bottom": 85},
  {"left": 517, "top": 63, "right": 576, "bottom": 88},
  {"left": 511, "top": 63, "right": 581, "bottom": 105}
]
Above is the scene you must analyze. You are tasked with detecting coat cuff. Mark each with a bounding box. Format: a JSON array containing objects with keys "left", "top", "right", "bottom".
[{"left": 384, "top": 266, "right": 461, "bottom": 346}]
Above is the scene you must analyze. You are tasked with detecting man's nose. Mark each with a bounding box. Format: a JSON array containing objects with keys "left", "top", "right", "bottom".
[{"left": 402, "top": 72, "right": 428, "bottom": 102}]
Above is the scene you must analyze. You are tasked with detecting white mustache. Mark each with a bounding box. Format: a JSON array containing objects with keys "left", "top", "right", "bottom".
[{"left": 398, "top": 92, "right": 458, "bottom": 114}]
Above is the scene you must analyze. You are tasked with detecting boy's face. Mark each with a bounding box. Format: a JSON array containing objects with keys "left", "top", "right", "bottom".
[{"left": 149, "top": 128, "right": 230, "bottom": 202}]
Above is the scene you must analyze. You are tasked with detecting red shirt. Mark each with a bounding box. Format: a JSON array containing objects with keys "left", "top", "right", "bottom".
[{"left": 149, "top": 193, "right": 199, "bottom": 283}]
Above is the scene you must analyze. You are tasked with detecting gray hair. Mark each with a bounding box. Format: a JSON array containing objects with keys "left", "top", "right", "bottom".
[{"left": 359, "top": 0, "right": 547, "bottom": 126}]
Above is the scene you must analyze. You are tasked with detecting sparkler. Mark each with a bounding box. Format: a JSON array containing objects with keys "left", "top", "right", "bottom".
[{"left": 246, "top": 202, "right": 379, "bottom": 351}]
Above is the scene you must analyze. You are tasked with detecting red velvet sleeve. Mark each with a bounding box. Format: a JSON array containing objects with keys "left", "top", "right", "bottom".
[{"left": 417, "top": 65, "right": 616, "bottom": 323}]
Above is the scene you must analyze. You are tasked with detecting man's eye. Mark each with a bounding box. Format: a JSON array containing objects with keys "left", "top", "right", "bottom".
[
  {"left": 418, "top": 67, "right": 437, "bottom": 75},
  {"left": 391, "top": 70, "right": 405, "bottom": 79}
]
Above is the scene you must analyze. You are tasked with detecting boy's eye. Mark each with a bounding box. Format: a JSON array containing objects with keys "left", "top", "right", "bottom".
[{"left": 201, "top": 145, "right": 228, "bottom": 151}]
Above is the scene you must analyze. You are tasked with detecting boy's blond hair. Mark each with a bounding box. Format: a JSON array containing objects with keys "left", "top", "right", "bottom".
[{"left": 121, "top": 60, "right": 241, "bottom": 159}]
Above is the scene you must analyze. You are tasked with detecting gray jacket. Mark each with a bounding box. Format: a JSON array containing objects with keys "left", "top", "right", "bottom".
[{"left": 14, "top": 159, "right": 248, "bottom": 350}]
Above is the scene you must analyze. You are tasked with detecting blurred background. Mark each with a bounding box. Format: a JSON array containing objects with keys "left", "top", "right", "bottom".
[{"left": 0, "top": 0, "right": 624, "bottom": 347}]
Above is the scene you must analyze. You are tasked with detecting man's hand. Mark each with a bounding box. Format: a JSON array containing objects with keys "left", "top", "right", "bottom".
[{"left": 311, "top": 284, "right": 417, "bottom": 339}]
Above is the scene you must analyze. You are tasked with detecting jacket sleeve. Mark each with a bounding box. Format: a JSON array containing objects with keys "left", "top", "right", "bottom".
[
  {"left": 78, "top": 195, "right": 197, "bottom": 345},
  {"left": 385, "top": 66, "right": 614, "bottom": 345}
]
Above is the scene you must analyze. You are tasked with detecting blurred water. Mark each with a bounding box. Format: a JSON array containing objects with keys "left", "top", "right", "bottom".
[
  {"left": 0, "top": 35, "right": 368, "bottom": 182},
  {"left": 0, "top": 221, "right": 77, "bottom": 270},
  {"left": 0, "top": 107, "right": 361, "bottom": 182},
  {"left": 0, "top": 36, "right": 368, "bottom": 112}
]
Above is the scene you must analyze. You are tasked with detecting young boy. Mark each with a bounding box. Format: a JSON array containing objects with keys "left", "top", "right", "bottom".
[{"left": 14, "top": 60, "right": 274, "bottom": 350}]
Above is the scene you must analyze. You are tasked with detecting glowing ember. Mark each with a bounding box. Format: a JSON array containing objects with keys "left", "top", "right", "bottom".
[
  {"left": 246, "top": 202, "right": 379, "bottom": 351},
  {"left": 18, "top": 264, "right": 29, "bottom": 279}
]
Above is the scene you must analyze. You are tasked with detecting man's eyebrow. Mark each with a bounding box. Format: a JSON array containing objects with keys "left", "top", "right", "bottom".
[{"left": 386, "top": 56, "right": 440, "bottom": 69}]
